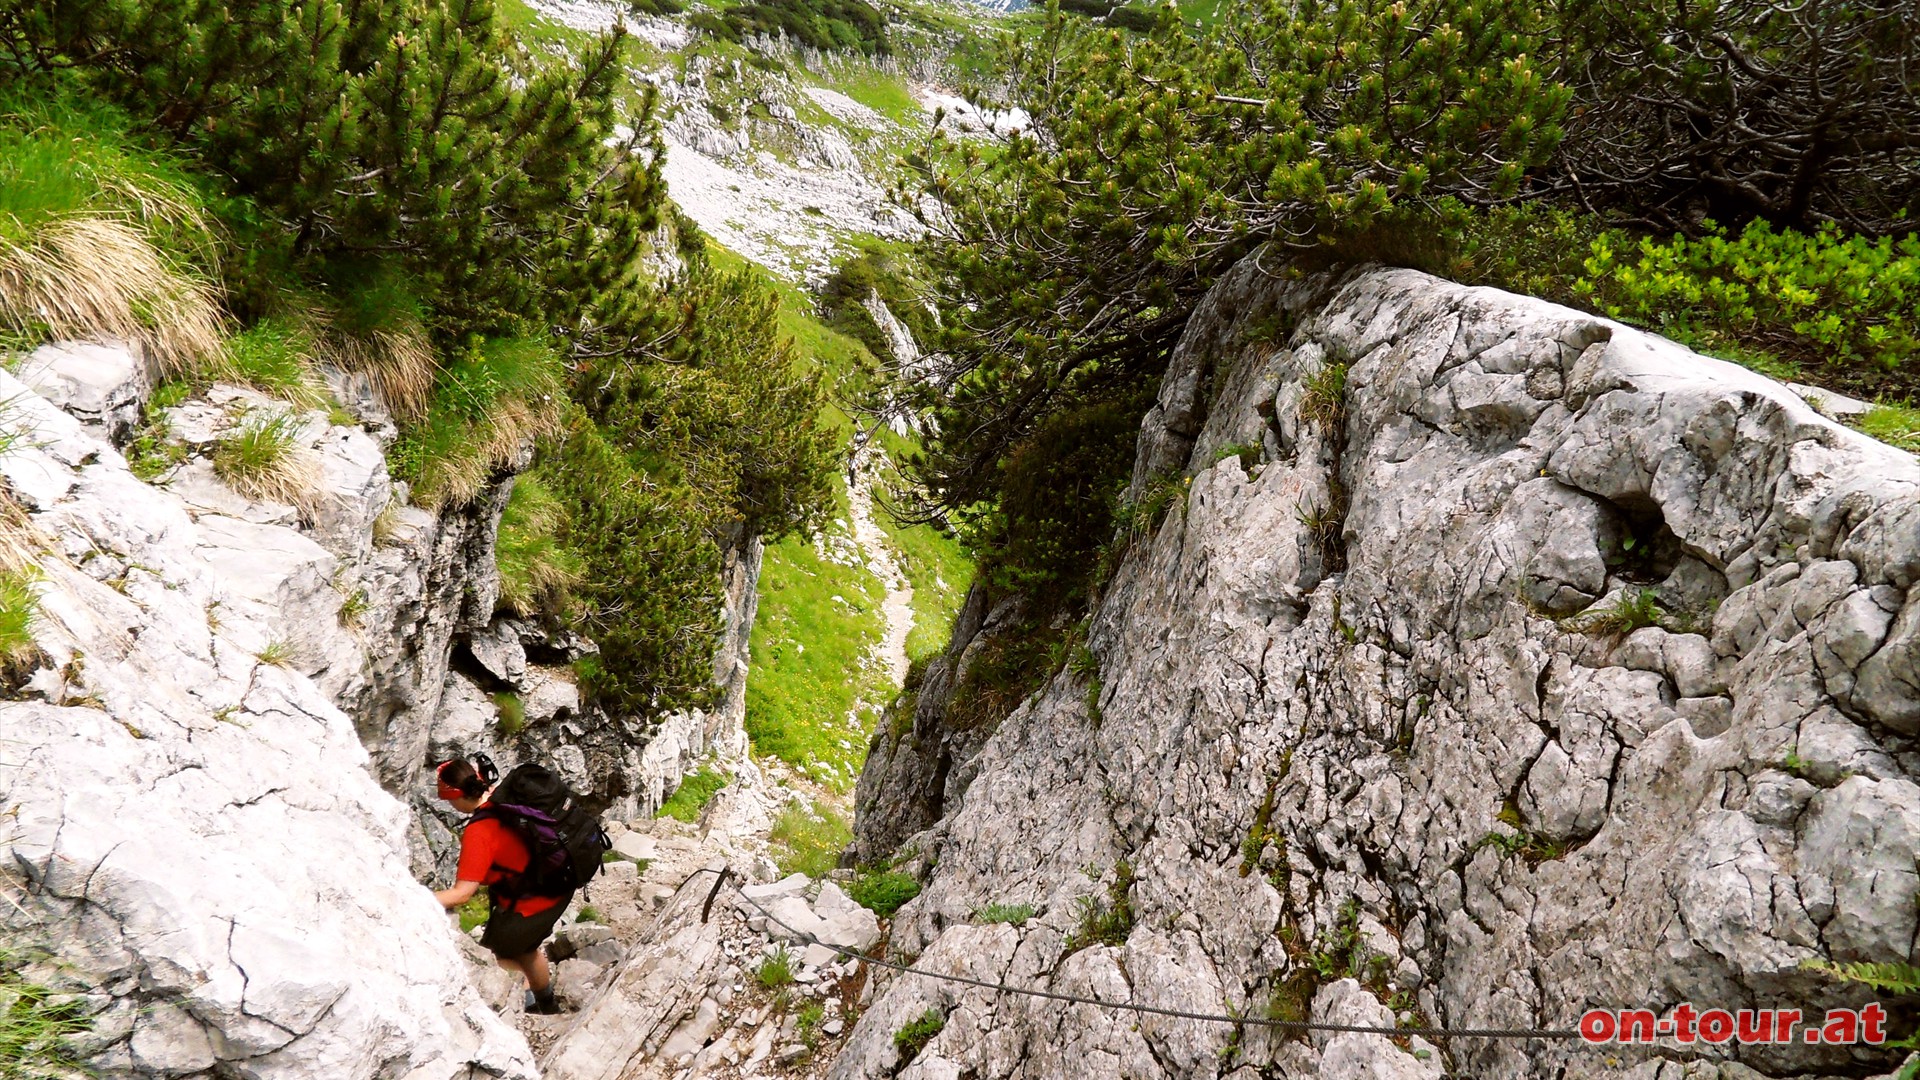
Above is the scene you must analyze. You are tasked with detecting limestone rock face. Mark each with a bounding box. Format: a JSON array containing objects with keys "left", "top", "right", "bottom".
[
  {"left": 844, "top": 260, "right": 1919, "bottom": 1079},
  {"left": 0, "top": 356, "right": 536, "bottom": 1079}
]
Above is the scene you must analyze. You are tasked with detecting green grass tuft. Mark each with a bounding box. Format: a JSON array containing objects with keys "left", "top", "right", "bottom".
[
  {"left": 213, "top": 411, "right": 318, "bottom": 509},
  {"left": 0, "top": 950, "right": 94, "bottom": 1074},
  {"left": 757, "top": 945, "right": 796, "bottom": 988},
  {"left": 225, "top": 318, "right": 328, "bottom": 408},
  {"left": 656, "top": 765, "right": 729, "bottom": 822},
  {"left": 457, "top": 894, "right": 491, "bottom": 932},
  {"left": 769, "top": 800, "right": 852, "bottom": 878},
  {"left": 388, "top": 335, "right": 562, "bottom": 510},
  {"left": 848, "top": 869, "right": 920, "bottom": 917},
  {"left": 1563, "top": 586, "right": 1664, "bottom": 637},
  {"left": 973, "top": 902, "right": 1036, "bottom": 926},
  {"left": 1212, "top": 441, "right": 1263, "bottom": 470},
  {"left": 1063, "top": 861, "right": 1136, "bottom": 954},
  {"left": 0, "top": 567, "right": 43, "bottom": 684},
  {"left": 796, "top": 1001, "right": 827, "bottom": 1048},
  {"left": 1299, "top": 363, "right": 1349, "bottom": 429},
  {"left": 495, "top": 472, "right": 584, "bottom": 618},
  {"left": 492, "top": 691, "right": 525, "bottom": 736},
  {"left": 0, "top": 79, "right": 227, "bottom": 373},
  {"left": 893, "top": 1007, "right": 945, "bottom": 1060},
  {"left": 1855, "top": 403, "right": 1920, "bottom": 453},
  {"left": 254, "top": 638, "right": 295, "bottom": 666}
]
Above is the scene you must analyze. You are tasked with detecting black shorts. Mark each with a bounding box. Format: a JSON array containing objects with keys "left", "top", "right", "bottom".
[{"left": 480, "top": 894, "right": 572, "bottom": 959}]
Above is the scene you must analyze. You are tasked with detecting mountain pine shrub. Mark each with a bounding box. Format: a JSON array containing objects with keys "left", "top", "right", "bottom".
[{"left": 1575, "top": 222, "right": 1920, "bottom": 397}]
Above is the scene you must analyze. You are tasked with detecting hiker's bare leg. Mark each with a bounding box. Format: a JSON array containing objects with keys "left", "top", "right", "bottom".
[
  {"left": 515, "top": 948, "right": 551, "bottom": 993},
  {"left": 495, "top": 955, "right": 526, "bottom": 981}
]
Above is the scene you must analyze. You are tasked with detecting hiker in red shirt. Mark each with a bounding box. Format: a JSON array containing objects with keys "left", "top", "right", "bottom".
[{"left": 432, "top": 758, "right": 571, "bottom": 1015}]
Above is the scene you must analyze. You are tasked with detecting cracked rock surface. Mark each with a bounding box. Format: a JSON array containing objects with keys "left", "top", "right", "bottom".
[
  {"left": 845, "top": 259, "right": 1919, "bottom": 1079},
  {"left": 0, "top": 348, "right": 535, "bottom": 1079}
]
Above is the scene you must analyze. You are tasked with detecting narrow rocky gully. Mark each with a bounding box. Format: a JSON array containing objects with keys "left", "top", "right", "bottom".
[{"left": 517, "top": 443, "right": 915, "bottom": 1080}]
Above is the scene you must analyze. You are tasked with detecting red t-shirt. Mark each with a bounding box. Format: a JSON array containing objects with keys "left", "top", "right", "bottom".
[{"left": 457, "top": 813, "right": 563, "bottom": 916}]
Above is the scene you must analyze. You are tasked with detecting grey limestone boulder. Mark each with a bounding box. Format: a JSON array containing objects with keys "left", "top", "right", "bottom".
[{"left": 840, "top": 259, "right": 1920, "bottom": 1080}]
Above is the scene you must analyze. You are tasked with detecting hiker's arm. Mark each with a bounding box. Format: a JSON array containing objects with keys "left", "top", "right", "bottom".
[{"left": 435, "top": 880, "right": 481, "bottom": 909}]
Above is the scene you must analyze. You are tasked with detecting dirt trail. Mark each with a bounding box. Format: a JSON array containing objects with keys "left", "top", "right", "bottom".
[{"left": 845, "top": 443, "right": 913, "bottom": 691}]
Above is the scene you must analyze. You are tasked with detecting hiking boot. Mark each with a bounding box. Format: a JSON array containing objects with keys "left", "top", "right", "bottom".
[
  {"left": 530, "top": 989, "right": 563, "bottom": 1015},
  {"left": 523, "top": 989, "right": 536, "bottom": 1012}
]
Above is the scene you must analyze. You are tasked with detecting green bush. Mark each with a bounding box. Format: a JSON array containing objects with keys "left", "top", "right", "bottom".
[
  {"left": 558, "top": 255, "right": 836, "bottom": 716},
  {"left": 656, "top": 766, "right": 729, "bottom": 822},
  {"left": 1576, "top": 221, "right": 1920, "bottom": 395},
  {"left": 959, "top": 399, "right": 1144, "bottom": 608},
  {"left": 817, "top": 246, "right": 934, "bottom": 366},
  {"left": 848, "top": 870, "right": 920, "bottom": 917},
  {"left": 941, "top": 624, "right": 1063, "bottom": 735},
  {"left": 543, "top": 419, "right": 727, "bottom": 714},
  {"left": 3, "top": 0, "right": 669, "bottom": 351}
]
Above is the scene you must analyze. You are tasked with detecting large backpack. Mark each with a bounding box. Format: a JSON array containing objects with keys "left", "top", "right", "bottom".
[{"left": 470, "top": 763, "right": 610, "bottom": 900}]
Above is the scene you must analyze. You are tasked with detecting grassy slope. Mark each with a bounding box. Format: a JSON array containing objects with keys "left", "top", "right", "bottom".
[
  {"left": 871, "top": 427, "right": 973, "bottom": 663},
  {"left": 708, "top": 241, "right": 972, "bottom": 789}
]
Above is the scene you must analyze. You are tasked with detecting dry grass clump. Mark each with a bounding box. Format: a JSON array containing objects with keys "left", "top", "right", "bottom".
[
  {"left": 389, "top": 336, "right": 564, "bottom": 510},
  {"left": 0, "top": 84, "right": 229, "bottom": 378},
  {"left": 0, "top": 216, "right": 227, "bottom": 377},
  {"left": 317, "top": 322, "right": 438, "bottom": 421},
  {"left": 212, "top": 410, "right": 322, "bottom": 511},
  {"left": 409, "top": 395, "right": 561, "bottom": 510}
]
